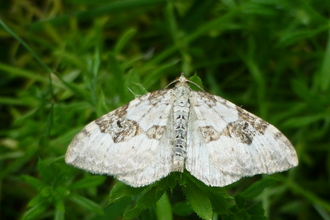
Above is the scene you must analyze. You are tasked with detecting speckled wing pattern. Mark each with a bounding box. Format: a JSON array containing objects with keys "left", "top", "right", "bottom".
[
  {"left": 65, "top": 75, "right": 298, "bottom": 187},
  {"left": 185, "top": 91, "right": 298, "bottom": 186},
  {"left": 65, "top": 89, "right": 176, "bottom": 187}
]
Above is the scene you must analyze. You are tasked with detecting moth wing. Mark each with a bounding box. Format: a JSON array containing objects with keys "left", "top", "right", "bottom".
[
  {"left": 185, "top": 91, "right": 298, "bottom": 187},
  {"left": 65, "top": 89, "right": 175, "bottom": 187}
]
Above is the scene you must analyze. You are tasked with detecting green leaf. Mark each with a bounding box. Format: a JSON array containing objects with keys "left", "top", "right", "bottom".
[
  {"left": 184, "top": 171, "right": 231, "bottom": 215},
  {"left": 69, "top": 194, "right": 105, "bottom": 215},
  {"left": 53, "top": 187, "right": 67, "bottom": 211},
  {"left": 38, "top": 159, "right": 56, "bottom": 185},
  {"left": 283, "top": 114, "right": 326, "bottom": 128},
  {"left": 114, "top": 28, "right": 137, "bottom": 55},
  {"left": 277, "top": 25, "right": 329, "bottom": 48},
  {"left": 124, "top": 70, "right": 146, "bottom": 98},
  {"left": 240, "top": 176, "right": 278, "bottom": 199},
  {"left": 96, "top": 89, "right": 110, "bottom": 117},
  {"left": 156, "top": 193, "right": 173, "bottom": 220},
  {"left": 233, "top": 210, "right": 250, "bottom": 220},
  {"left": 319, "top": 30, "right": 330, "bottom": 92},
  {"left": 53, "top": 168, "right": 72, "bottom": 188},
  {"left": 247, "top": 204, "right": 265, "bottom": 216},
  {"left": 107, "top": 52, "right": 128, "bottom": 101},
  {"left": 235, "top": 195, "right": 246, "bottom": 210},
  {"left": 28, "top": 192, "right": 49, "bottom": 207},
  {"left": 172, "top": 201, "right": 193, "bottom": 216},
  {"left": 22, "top": 202, "right": 49, "bottom": 220},
  {"left": 124, "top": 186, "right": 166, "bottom": 219},
  {"left": 70, "top": 175, "right": 106, "bottom": 189},
  {"left": 128, "top": 82, "right": 149, "bottom": 98},
  {"left": 54, "top": 199, "right": 65, "bottom": 212},
  {"left": 157, "top": 172, "right": 181, "bottom": 191},
  {"left": 54, "top": 210, "right": 65, "bottom": 220},
  {"left": 207, "top": 187, "right": 231, "bottom": 215},
  {"left": 108, "top": 181, "right": 146, "bottom": 204},
  {"left": 189, "top": 73, "right": 204, "bottom": 91},
  {"left": 184, "top": 179, "right": 213, "bottom": 220},
  {"left": 22, "top": 175, "right": 46, "bottom": 189}
]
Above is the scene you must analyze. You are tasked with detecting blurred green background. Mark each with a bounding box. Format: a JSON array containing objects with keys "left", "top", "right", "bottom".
[{"left": 1, "top": 0, "right": 330, "bottom": 219}]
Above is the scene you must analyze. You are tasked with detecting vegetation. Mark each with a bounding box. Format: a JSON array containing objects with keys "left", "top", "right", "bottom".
[{"left": 1, "top": 0, "right": 329, "bottom": 219}]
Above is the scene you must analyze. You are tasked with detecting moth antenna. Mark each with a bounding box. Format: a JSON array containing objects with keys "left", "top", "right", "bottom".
[{"left": 164, "top": 73, "right": 205, "bottom": 91}]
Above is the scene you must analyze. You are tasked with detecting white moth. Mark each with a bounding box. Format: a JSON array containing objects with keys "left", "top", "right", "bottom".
[{"left": 65, "top": 74, "right": 298, "bottom": 187}]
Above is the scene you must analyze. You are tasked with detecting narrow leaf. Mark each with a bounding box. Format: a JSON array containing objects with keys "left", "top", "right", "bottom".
[
  {"left": 124, "top": 186, "right": 165, "bottom": 219},
  {"left": 114, "top": 28, "right": 137, "bottom": 55},
  {"left": 22, "top": 175, "right": 46, "bottom": 189},
  {"left": 240, "top": 176, "right": 277, "bottom": 199},
  {"left": 22, "top": 202, "right": 48, "bottom": 220},
  {"left": 109, "top": 181, "right": 146, "bottom": 204},
  {"left": 70, "top": 176, "right": 106, "bottom": 189},
  {"left": 54, "top": 210, "right": 65, "bottom": 220},
  {"left": 70, "top": 194, "right": 104, "bottom": 215}
]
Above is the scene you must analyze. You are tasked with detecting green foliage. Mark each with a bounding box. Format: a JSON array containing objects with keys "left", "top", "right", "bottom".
[
  {"left": 1, "top": 0, "right": 330, "bottom": 219},
  {"left": 184, "top": 179, "right": 213, "bottom": 219},
  {"left": 239, "top": 176, "right": 277, "bottom": 199}
]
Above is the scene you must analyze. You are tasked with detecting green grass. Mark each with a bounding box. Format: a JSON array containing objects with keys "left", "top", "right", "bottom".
[{"left": 1, "top": 0, "right": 330, "bottom": 219}]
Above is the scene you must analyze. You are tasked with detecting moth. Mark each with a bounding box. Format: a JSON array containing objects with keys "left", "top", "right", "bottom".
[{"left": 65, "top": 74, "right": 298, "bottom": 187}]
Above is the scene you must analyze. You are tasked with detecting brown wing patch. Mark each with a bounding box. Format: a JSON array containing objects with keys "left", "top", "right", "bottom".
[
  {"left": 95, "top": 101, "right": 168, "bottom": 143},
  {"left": 198, "top": 105, "right": 270, "bottom": 145},
  {"left": 146, "top": 125, "right": 166, "bottom": 140},
  {"left": 219, "top": 106, "right": 270, "bottom": 145},
  {"left": 199, "top": 126, "right": 221, "bottom": 143}
]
